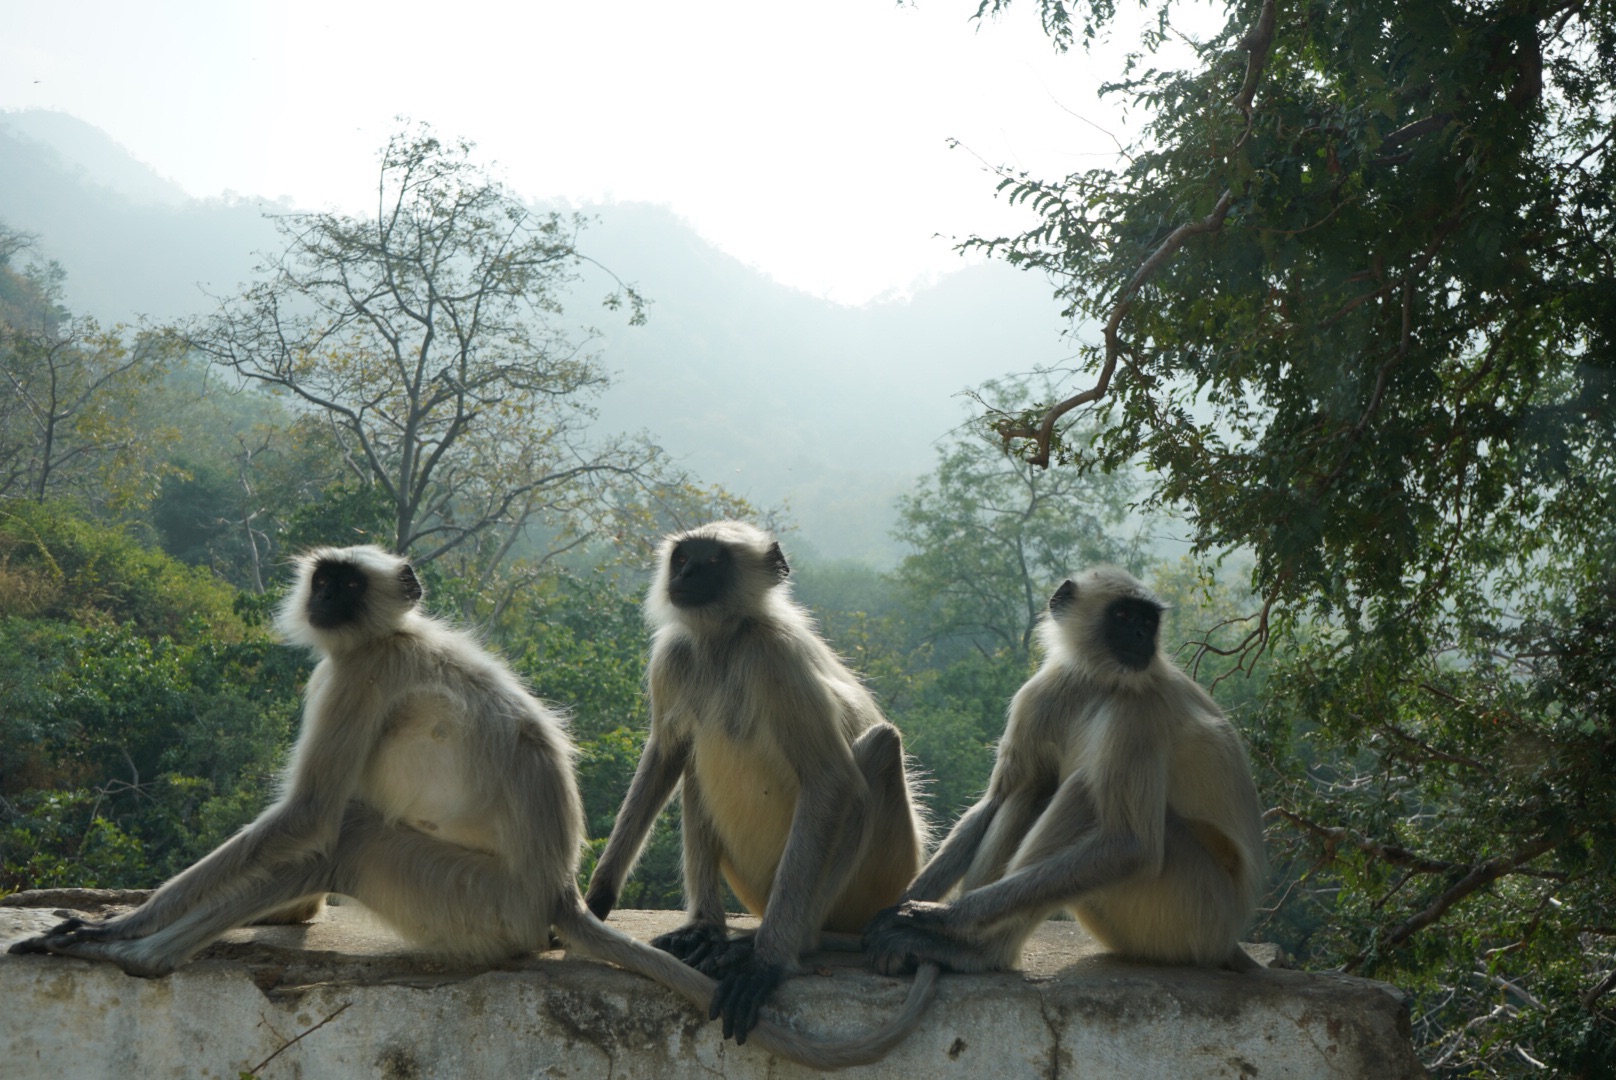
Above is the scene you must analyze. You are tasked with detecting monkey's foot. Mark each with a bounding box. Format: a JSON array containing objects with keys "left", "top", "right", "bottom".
[
  {"left": 9, "top": 916, "right": 117, "bottom": 954},
  {"left": 863, "top": 923, "right": 957, "bottom": 976},
  {"left": 14, "top": 930, "right": 172, "bottom": 977},
  {"left": 865, "top": 900, "right": 955, "bottom": 938},
  {"left": 651, "top": 920, "right": 729, "bottom": 966},
  {"left": 7, "top": 933, "right": 55, "bottom": 955},
  {"left": 709, "top": 957, "right": 787, "bottom": 1044}
]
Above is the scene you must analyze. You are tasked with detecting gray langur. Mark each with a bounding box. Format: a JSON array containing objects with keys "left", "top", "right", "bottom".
[
  {"left": 10, "top": 545, "right": 927, "bottom": 1069},
  {"left": 585, "top": 521, "right": 938, "bottom": 1044},
  {"left": 865, "top": 566, "right": 1266, "bottom": 975}
]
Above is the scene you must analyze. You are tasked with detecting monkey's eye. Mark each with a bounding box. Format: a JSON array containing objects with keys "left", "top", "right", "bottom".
[
  {"left": 346, "top": 579, "right": 361, "bottom": 589},
  {"left": 706, "top": 554, "right": 721, "bottom": 564},
  {"left": 672, "top": 552, "right": 688, "bottom": 569}
]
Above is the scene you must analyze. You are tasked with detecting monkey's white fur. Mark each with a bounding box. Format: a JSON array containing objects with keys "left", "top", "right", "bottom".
[
  {"left": 869, "top": 565, "right": 1266, "bottom": 973},
  {"left": 13, "top": 544, "right": 929, "bottom": 1069}
]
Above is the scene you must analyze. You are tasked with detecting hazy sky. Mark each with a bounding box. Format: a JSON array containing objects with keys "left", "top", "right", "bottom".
[{"left": 1, "top": 1, "right": 1191, "bottom": 303}]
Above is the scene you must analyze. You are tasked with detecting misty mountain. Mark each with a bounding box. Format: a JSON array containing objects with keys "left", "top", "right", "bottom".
[
  {"left": 1, "top": 109, "right": 1076, "bottom": 563},
  {"left": 0, "top": 110, "right": 283, "bottom": 320}
]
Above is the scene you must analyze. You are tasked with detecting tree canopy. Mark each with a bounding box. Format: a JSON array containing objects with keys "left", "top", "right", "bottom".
[{"left": 972, "top": 0, "right": 1614, "bottom": 1071}]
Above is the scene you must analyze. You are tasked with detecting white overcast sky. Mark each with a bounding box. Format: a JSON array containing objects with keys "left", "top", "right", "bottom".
[{"left": 0, "top": 1, "right": 1205, "bottom": 303}]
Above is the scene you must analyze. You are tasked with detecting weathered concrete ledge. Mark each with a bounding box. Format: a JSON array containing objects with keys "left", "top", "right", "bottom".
[{"left": 1, "top": 891, "right": 1423, "bottom": 1079}]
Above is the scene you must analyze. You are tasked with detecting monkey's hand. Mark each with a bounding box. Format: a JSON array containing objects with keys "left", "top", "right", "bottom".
[
  {"left": 651, "top": 919, "right": 730, "bottom": 966},
  {"left": 583, "top": 881, "right": 617, "bottom": 922},
  {"left": 689, "top": 934, "right": 753, "bottom": 978},
  {"left": 709, "top": 957, "right": 788, "bottom": 1044}
]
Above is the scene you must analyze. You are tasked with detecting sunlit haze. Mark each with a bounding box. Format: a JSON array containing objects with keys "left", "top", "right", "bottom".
[{"left": 0, "top": 0, "right": 1159, "bottom": 303}]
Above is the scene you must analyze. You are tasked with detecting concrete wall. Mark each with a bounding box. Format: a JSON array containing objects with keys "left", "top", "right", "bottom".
[{"left": 1, "top": 892, "right": 1424, "bottom": 1079}]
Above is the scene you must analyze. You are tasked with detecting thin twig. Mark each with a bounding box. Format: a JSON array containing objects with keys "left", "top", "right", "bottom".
[
  {"left": 997, "top": 0, "right": 1276, "bottom": 467},
  {"left": 244, "top": 1001, "right": 352, "bottom": 1077}
]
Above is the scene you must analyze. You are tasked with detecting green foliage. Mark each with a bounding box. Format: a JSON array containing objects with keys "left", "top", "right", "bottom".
[
  {"left": 0, "top": 498, "right": 242, "bottom": 636},
  {"left": 0, "top": 505, "right": 305, "bottom": 892},
  {"left": 0, "top": 226, "right": 182, "bottom": 511},
  {"left": 971, "top": 1, "right": 1616, "bottom": 1071},
  {"left": 895, "top": 380, "right": 1142, "bottom": 659}
]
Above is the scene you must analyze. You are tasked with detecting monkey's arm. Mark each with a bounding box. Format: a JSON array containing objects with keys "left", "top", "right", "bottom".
[
  {"left": 897, "top": 734, "right": 1167, "bottom": 936},
  {"left": 902, "top": 794, "right": 1001, "bottom": 902},
  {"left": 648, "top": 775, "right": 737, "bottom": 967},
  {"left": 937, "top": 829, "right": 1150, "bottom": 931},
  {"left": 584, "top": 726, "right": 689, "bottom": 921},
  {"left": 709, "top": 731, "right": 868, "bottom": 1042}
]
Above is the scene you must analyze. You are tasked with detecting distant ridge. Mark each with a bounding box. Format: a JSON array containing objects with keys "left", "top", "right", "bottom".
[{"left": 0, "top": 111, "right": 1074, "bottom": 562}]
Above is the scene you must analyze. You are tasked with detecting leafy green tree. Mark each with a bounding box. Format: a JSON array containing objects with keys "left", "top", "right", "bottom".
[
  {"left": 0, "top": 225, "right": 179, "bottom": 511},
  {"left": 966, "top": 0, "right": 1615, "bottom": 1071},
  {"left": 895, "top": 379, "right": 1141, "bottom": 659},
  {"left": 146, "top": 360, "right": 355, "bottom": 592},
  {"left": 188, "top": 124, "right": 655, "bottom": 575}
]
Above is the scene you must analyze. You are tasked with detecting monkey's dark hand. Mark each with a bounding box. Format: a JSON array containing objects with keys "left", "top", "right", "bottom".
[
  {"left": 651, "top": 920, "right": 729, "bottom": 966},
  {"left": 708, "top": 957, "right": 787, "bottom": 1044},
  {"left": 689, "top": 934, "right": 753, "bottom": 978},
  {"left": 583, "top": 882, "right": 616, "bottom": 922}
]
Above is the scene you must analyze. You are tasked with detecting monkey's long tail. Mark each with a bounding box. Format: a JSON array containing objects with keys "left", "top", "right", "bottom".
[{"left": 555, "top": 904, "right": 940, "bottom": 1070}]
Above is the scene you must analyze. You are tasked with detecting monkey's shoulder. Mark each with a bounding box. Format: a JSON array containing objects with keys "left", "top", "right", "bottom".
[{"left": 652, "top": 621, "right": 832, "bottom": 687}]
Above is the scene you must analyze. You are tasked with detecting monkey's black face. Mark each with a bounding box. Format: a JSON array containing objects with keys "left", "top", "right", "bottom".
[
  {"left": 1103, "top": 597, "right": 1161, "bottom": 671},
  {"left": 666, "top": 539, "right": 736, "bottom": 609},
  {"left": 307, "top": 559, "right": 370, "bottom": 629}
]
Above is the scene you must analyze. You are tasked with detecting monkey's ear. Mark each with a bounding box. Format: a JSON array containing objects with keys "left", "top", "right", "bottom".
[
  {"left": 1049, "top": 580, "right": 1077, "bottom": 610},
  {"left": 399, "top": 563, "right": 424, "bottom": 604},
  {"left": 764, "top": 542, "right": 790, "bottom": 580}
]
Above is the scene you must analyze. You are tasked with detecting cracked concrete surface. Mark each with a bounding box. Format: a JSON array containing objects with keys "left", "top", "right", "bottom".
[{"left": 1, "top": 891, "right": 1424, "bottom": 1079}]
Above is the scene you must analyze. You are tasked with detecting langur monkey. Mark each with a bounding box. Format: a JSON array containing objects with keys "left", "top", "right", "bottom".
[
  {"left": 585, "top": 521, "right": 938, "bottom": 1044},
  {"left": 10, "top": 545, "right": 930, "bottom": 1069},
  {"left": 865, "top": 566, "right": 1266, "bottom": 975}
]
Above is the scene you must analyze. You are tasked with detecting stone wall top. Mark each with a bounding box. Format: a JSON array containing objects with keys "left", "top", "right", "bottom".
[{"left": 1, "top": 891, "right": 1424, "bottom": 1079}]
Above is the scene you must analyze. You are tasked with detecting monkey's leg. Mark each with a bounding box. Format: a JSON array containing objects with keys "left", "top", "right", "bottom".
[
  {"left": 33, "top": 851, "right": 335, "bottom": 977},
  {"left": 329, "top": 807, "right": 555, "bottom": 963},
  {"left": 901, "top": 794, "right": 1001, "bottom": 903},
  {"left": 654, "top": 776, "right": 737, "bottom": 971},
  {"left": 708, "top": 725, "right": 890, "bottom": 1042},
  {"left": 707, "top": 721, "right": 904, "bottom": 1041},
  {"left": 867, "top": 775, "right": 1103, "bottom": 974},
  {"left": 254, "top": 896, "right": 326, "bottom": 925},
  {"left": 958, "top": 783, "right": 1056, "bottom": 893},
  {"left": 827, "top": 723, "right": 923, "bottom": 931},
  {"left": 1072, "top": 813, "right": 1251, "bottom": 968},
  {"left": 12, "top": 803, "right": 329, "bottom": 954}
]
